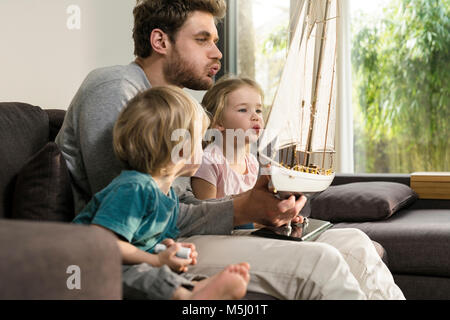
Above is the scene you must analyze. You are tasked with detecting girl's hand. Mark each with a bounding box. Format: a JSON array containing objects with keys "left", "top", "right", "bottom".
[{"left": 157, "top": 239, "right": 198, "bottom": 273}]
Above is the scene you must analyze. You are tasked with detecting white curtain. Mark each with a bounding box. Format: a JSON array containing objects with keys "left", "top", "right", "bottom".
[{"left": 336, "top": 0, "right": 354, "bottom": 173}]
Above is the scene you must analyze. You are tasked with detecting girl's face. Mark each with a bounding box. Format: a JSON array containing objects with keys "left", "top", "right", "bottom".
[{"left": 216, "top": 86, "right": 264, "bottom": 143}]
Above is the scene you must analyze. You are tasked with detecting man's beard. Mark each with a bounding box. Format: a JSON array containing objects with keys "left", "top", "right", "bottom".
[{"left": 164, "top": 48, "right": 218, "bottom": 90}]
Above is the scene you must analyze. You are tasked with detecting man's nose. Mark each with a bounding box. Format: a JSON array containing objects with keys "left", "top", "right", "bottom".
[{"left": 210, "top": 43, "right": 223, "bottom": 61}]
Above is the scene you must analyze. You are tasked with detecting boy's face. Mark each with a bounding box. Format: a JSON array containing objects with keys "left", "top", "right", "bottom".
[{"left": 164, "top": 11, "right": 222, "bottom": 90}]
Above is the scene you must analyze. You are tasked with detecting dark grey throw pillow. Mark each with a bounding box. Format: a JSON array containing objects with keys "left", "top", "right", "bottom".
[
  {"left": 310, "top": 182, "right": 418, "bottom": 222},
  {"left": 11, "top": 142, "right": 74, "bottom": 222}
]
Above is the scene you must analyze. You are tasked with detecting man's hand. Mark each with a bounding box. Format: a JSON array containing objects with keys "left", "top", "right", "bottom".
[{"left": 233, "top": 175, "right": 307, "bottom": 227}]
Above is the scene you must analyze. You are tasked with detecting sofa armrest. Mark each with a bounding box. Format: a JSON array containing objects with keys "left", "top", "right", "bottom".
[{"left": 0, "top": 219, "right": 122, "bottom": 299}]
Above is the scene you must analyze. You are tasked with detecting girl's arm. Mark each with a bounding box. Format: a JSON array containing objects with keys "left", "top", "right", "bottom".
[{"left": 191, "top": 177, "right": 218, "bottom": 200}]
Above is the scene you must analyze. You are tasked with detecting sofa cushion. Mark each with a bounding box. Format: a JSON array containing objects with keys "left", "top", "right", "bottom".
[
  {"left": 11, "top": 142, "right": 74, "bottom": 222},
  {"left": 0, "top": 102, "right": 49, "bottom": 218},
  {"left": 310, "top": 182, "right": 417, "bottom": 222},
  {"left": 45, "top": 109, "right": 66, "bottom": 141}
]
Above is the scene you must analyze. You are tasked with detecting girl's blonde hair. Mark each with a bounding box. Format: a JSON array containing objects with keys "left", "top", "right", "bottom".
[
  {"left": 201, "top": 76, "right": 264, "bottom": 129},
  {"left": 113, "top": 86, "right": 209, "bottom": 175}
]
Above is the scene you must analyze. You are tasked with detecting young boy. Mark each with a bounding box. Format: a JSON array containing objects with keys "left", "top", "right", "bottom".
[{"left": 73, "top": 86, "right": 250, "bottom": 300}]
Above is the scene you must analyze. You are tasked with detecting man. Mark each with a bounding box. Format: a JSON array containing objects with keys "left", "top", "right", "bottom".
[{"left": 56, "top": 0, "right": 404, "bottom": 300}]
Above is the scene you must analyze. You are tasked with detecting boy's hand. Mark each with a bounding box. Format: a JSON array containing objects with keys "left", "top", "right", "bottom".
[{"left": 158, "top": 239, "right": 198, "bottom": 273}]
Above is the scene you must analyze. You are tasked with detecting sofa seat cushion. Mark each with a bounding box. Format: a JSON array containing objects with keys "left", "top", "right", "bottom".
[
  {"left": 0, "top": 103, "right": 49, "bottom": 218},
  {"left": 333, "top": 208, "right": 450, "bottom": 277},
  {"left": 393, "top": 274, "right": 450, "bottom": 300}
]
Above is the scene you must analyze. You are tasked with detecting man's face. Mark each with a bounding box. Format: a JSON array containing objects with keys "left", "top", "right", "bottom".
[{"left": 164, "top": 11, "right": 222, "bottom": 90}]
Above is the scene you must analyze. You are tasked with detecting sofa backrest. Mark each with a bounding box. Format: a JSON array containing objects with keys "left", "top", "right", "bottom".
[
  {"left": 0, "top": 103, "right": 50, "bottom": 218},
  {"left": 0, "top": 103, "right": 74, "bottom": 221},
  {"left": 46, "top": 109, "right": 67, "bottom": 141}
]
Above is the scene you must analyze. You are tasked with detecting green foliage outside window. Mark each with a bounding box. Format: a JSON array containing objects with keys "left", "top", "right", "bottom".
[
  {"left": 259, "top": 0, "right": 449, "bottom": 173},
  {"left": 352, "top": 0, "right": 450, "bottom": 173}
]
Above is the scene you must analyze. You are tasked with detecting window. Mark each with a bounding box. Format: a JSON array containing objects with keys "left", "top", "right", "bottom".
[
  {"left": 350, "top": 0, "right": 449, "bottom": 173},
  {"left": 232, "top": 0, "right": 291, "bottom": 118},
  {"left": 227, "top": 0, "right": 449, "bottom": 173}
]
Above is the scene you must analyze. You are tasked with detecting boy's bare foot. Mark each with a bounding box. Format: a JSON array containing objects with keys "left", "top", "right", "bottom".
[{"left": 190, "top": 263, "right": 250, "bottom": 300}]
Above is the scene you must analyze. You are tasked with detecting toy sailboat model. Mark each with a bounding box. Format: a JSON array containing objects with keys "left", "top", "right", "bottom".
[{"left": 258, "top": 0, "right": 339, "bottom": 195}]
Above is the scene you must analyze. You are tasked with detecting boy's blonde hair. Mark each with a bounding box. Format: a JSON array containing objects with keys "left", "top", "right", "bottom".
[
  {"left": 113, "top": 86, "right": 209, "bottom": 175},
  {"left": 201, "top": 76, "right": 264, "bottom": 129}
]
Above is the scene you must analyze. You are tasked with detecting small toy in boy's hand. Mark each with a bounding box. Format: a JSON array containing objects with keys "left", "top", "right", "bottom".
[{"left": 154, "top": 243, "right": 191, "bottom": 259}]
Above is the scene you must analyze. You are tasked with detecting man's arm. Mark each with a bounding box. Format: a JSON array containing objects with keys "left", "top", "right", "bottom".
[{"left": 177, "top": 200, "right": 234, "bottom": 238}]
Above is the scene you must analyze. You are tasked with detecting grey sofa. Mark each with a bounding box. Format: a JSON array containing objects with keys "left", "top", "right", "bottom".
[{"left": 1, "top": 102, "right": 448, "bottom": 300}]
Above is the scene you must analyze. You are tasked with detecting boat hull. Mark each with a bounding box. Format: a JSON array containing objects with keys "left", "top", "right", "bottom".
[{"left": 271, "top": 165, "right": 335, "bottom": 193}]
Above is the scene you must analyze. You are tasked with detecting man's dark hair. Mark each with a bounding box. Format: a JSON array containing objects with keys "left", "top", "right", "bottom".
[{"left": 133, "top": 0, "right": 226, "bottom": 58}]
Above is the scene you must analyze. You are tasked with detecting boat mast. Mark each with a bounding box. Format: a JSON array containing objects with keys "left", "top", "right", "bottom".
[
  {"left": 303, "top": 0, "right": 330, "bottom": 167},
  {"left": 322, "top": 3, "right": 338, "bottom": 171},
  {"left": 297, "top": 0, "right": 312, "bottom": 168}
]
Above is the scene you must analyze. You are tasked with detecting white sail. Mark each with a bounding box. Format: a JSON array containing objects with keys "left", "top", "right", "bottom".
[
  {"left": 258, "top": 0, "right": 308, "bottom": 152},
  {"left": 259, "top": 0, "right": 339, "bottom": 158}
]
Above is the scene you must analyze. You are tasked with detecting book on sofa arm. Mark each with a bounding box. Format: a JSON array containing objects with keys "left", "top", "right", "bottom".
[{"left": 251, "top": 218, "right": 333, "bottom": 242}]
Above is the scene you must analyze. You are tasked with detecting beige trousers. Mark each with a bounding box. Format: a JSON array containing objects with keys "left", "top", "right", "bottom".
[{"left": 181, "top": 228, "right": 405, "bottom": 300}]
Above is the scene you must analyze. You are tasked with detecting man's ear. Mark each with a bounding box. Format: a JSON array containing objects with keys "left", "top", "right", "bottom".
[{"left": 150, "top": 28, "right": 170, "bottom": 55}]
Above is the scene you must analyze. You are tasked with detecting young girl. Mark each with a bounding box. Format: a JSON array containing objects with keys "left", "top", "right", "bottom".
[
  {"left": 73, "top": 86, "right": 250, "bottom": 300},
  {"left": 192, "top": 77, "right": 264, "bottom": 229}
]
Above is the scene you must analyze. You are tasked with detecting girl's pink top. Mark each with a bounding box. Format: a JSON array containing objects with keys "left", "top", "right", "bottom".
[{"left": 193, "top": 143, "right": 259, "bottom": 198}]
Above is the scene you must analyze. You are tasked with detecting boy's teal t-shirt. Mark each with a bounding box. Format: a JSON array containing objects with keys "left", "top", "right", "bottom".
[{"left": 73, "top": 170, "right": 180, "bottom": 253}]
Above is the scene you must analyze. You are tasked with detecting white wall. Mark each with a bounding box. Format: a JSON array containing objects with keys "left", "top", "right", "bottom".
[
  {"left": 0, "top": 0, "right": 135, "bottom": 109},
  {"left": 0, "top": 0, "right": 208, "bottom": 109}
]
